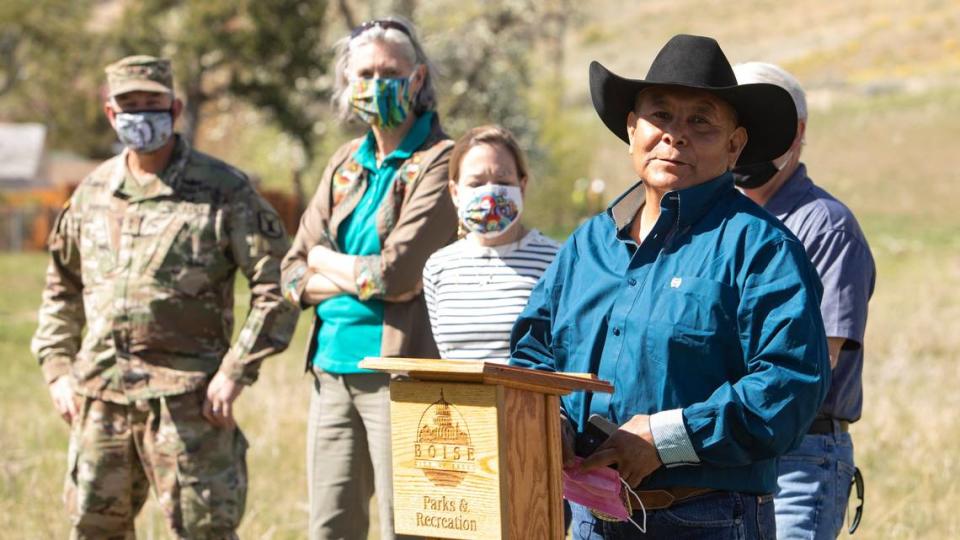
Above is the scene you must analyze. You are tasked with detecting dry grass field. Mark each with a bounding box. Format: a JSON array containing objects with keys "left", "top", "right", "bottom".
[
  {"left": 3, "top": 87, "right": 959, "bottom": 538},
  {"left": 0, "top": 256, "right": 319, "bottom": 539},
  {"left": 2, "top": 1, "right": 959, "bottom": 538}
]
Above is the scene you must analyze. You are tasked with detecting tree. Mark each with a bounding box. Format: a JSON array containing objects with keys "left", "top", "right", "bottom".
[
  {"left": 0, "top": 0, "right": 115, "bottom": 158},
  {"left": 108, "top": 1, "right": 331, "bottom": 153},
  {"left": 413, "top": 0, "right": 589, "bottom": 235},
  {"left": 2, "top": 0, "right": 600, "bottom": 231},
  {"left": 103, "top": 0, "right": 333, "bottom": 202}
]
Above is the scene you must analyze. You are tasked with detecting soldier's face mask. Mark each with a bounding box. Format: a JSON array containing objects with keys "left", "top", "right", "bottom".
[
  {"left": 112, "top": 107, "right": 174, "bottom": 154},
  {"left": 348, "top": 74, "right": 414, "bottom": 129}
]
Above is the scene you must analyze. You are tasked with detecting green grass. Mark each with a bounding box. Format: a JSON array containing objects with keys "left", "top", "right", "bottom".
[{"left": 0, "top": 254, "right": 71, "bottom": 538}]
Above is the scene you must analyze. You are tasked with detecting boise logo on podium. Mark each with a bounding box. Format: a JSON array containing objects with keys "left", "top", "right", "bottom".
[{"left": 414, "top": 389, "right": 477, "bottom": 487}]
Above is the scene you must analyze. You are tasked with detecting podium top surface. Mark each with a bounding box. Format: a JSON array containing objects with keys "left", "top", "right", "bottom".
[{"left": 359, "top": 357, "right": 613, "bottom": 395}]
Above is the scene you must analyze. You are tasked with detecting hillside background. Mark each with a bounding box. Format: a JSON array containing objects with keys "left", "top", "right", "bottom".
[{"left": 1, "top": 0, "right": 959, "bottom": 538}]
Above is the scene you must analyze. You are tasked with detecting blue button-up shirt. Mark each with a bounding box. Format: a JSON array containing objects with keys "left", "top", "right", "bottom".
[{"left": 510, "top": 173, "right": 830, "bottom": 494}]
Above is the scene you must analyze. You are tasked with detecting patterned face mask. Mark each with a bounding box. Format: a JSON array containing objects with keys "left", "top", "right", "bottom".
[
  {"left": 457, "top": 184, "right": 523, "bottom": 239},
  {"left": 113, "top": 110, "right": 174, "bottom": 153},
  {"left": 349, "top": 75, "right": 413, "bottom": 129}
]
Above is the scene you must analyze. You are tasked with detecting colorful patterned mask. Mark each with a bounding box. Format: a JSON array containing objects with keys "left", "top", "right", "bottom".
[
  {"left": 457, "top": 184, "right": 523, "bottom": 239},
  {"left": 349, "top": 76, "right": 412, "bottom": 129},
  {"left": 114, "top": 110, "right": 173, "bottom": 153}
]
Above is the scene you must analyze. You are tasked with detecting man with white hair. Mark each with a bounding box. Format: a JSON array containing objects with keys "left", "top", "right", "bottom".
[{"left": 733, "top": 62, "right": 876, "bottom": 539}]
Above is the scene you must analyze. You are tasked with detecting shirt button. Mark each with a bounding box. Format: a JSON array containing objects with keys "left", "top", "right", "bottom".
[
  {"left": 628, "top": 278, "right": 637, "bottom": 286},
  {"left": 612, "top": 327, "right": 621, "bottom": 336}
]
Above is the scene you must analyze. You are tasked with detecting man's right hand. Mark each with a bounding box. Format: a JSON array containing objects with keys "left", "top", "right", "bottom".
[{"left": 48, "top": 376, "right": 78, "bottom": 424}]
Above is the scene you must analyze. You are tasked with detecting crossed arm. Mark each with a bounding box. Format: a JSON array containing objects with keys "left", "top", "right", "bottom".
[
  {"left": 302, "top": 244, "right": 421, "bottom": 305},
  {"left": 302, "top": 245, "right": 357, "bottom": 304}
]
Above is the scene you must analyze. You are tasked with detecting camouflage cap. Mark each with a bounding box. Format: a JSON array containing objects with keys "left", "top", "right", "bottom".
[{"left": 105, "top": 55, "right": 173, "bottom": 97}]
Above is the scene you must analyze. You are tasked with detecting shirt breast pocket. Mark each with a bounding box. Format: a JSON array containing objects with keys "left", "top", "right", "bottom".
[
  {"left": 644, "top": 276, "right": 739, "bottom": 369},
  {"left": 151, "top": 206, "right": 225, "bottom": 296},
  {"left": 80, "top": 213, "right": 117, "bottom": 278}
]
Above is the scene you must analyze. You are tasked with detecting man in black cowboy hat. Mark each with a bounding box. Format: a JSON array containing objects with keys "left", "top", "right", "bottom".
[{"left": 510, "top": 34, "right": 830, "bottom": 538}]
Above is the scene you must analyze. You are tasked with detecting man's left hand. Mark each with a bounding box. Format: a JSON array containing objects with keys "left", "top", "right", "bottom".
[
  {"left": 580, "top": 414, "right": 663, "bottom": 487},
  {"left": 202, "top": 371, "right": 244, "bottom": 429}
]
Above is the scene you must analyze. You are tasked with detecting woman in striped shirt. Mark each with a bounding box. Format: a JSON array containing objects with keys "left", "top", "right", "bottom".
[{"left": 423, "top": 125, "right": 560, "bottom": 363}]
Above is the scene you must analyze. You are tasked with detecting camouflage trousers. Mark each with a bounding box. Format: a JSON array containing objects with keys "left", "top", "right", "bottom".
[{"left": 65, "top": 389, "right": 248, "bottom": 540}]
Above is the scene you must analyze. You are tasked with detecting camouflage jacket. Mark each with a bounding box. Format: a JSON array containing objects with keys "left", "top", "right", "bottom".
[{"left": 31, "top": 137, "right": 298, "bottom": 403}]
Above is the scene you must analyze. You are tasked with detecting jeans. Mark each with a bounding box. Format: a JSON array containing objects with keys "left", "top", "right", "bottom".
[
  {"left": 570, "top": 490, "right": 776, "bottom": 539},
  {"left": 775, "top": 430, "right": 856, "bottom": 539}
]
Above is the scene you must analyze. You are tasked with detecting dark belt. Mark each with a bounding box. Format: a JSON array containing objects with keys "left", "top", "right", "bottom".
[
  {"left": 627, "top": 486, "right": 716, "bottom": 511},
  {"left": 808, "top": 417, "right": 850, "bottom": 435}
]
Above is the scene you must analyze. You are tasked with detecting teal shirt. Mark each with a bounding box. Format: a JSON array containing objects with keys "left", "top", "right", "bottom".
[
  {"left": 510, "top": 174, "right": 830, "bottom": 493},
  {"left": 314, "top": 112, "right": 435, "bottom": 373}
]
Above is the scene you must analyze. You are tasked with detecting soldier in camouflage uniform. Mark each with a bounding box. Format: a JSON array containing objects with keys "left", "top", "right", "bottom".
[{"left": 31, "top": 55, "right": 299, "bottom": 539}]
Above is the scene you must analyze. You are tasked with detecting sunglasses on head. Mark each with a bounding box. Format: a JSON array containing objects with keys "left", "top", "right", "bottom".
[{"left": 350, "top": 19, "right": 412, "bottom": 40}]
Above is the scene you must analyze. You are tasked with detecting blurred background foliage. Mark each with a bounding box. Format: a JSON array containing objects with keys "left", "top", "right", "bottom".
[
  {"left": 3, "top": 0, "right": 960, "bottom": 239},
  {"left": 2, "top": 0, "right": 959, "bottom": 235},
  {"left": 0, "top": 0, "right": 594, "bottom": 236}
]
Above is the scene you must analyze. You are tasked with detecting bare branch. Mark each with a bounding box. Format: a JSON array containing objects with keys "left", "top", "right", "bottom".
[
  {"left": 0, "top": 31, "right": 21, "bottom": 97},
  {"left": 337, "top": 0, "right": 357, "bottom": 31}
]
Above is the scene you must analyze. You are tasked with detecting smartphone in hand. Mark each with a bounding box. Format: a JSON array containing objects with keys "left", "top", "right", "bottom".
[{"left": 574, "top": 414, "right": 619, "bottom": 458}]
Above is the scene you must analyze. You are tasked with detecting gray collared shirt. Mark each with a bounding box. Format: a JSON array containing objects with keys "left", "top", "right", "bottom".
[{"left": 765, "top": 163, "right": 876, "bottom": 422}]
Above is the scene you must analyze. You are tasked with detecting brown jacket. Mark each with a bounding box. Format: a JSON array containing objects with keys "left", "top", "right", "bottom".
[{"left": 281, "top": 115, "right": 457, "bottom": 368}]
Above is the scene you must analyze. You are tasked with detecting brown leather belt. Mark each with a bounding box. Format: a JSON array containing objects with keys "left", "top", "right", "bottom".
[
  {"left": 808, "top": 417, "right": 849, "bottom": 434},
  {"left": 627, "top": 486, "right": 716, "bottom": 511}
]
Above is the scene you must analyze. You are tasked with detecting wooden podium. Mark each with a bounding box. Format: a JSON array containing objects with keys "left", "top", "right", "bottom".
[{"left": 359, "top": 357, "right": 613, "bottom": 539}]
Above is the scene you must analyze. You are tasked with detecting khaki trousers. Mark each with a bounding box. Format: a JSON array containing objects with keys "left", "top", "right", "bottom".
[{"left": 307, "top": 371, "right": 414, "bottom": 540}]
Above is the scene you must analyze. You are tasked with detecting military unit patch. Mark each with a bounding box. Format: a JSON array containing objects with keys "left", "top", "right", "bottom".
[{"left": 258, "top": 211, "right": 284, "bottom": 239}]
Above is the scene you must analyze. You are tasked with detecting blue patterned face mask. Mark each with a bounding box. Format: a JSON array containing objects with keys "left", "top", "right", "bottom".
[
  {"left": 113, "top": 109, "right": 174, "bottom": 153},
  {"left": 349, "top": 76, "right": 412, "bottom": 129}
]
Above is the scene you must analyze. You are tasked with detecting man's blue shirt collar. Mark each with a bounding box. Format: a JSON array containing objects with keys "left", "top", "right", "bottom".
[
  {"left": 606, "top": 172, "right": 736, "bottom": 238},
  {"left": 354, "top": 111, "right": 435, "bottom": 172}
]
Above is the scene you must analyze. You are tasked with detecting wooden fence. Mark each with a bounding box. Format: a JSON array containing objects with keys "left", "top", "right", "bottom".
[{"left": 0, "top": 185, "right": 303, "bottom": 252}]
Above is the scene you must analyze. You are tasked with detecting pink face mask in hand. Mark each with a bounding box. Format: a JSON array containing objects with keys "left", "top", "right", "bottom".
[{"left": 562, "top": 457, "right": 646, "bottom": 532}]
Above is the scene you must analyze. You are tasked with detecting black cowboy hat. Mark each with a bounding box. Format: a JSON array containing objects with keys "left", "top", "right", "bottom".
[{"left": 590, "top": 34, "right": 797, "bottom": 166}]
